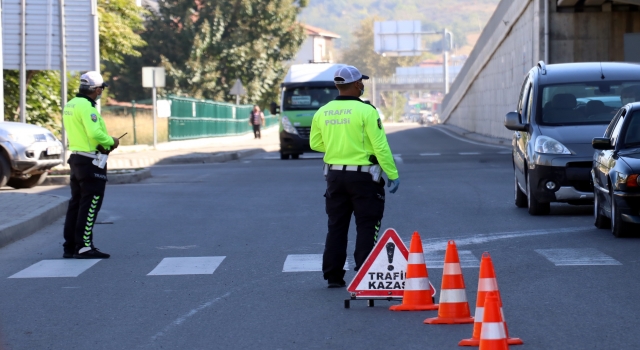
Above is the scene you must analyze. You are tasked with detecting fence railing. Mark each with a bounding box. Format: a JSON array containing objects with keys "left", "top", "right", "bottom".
[{"left": 168, "top": 96, "right": 278, "bottom": 141}]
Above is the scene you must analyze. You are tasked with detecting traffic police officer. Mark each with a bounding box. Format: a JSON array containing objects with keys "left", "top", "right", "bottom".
[
  {"left": 310, "top": 65, "right": 400, "bottom": 288},
  {"left": 62, "top": 71, "right": 118, "bottom": 259}
]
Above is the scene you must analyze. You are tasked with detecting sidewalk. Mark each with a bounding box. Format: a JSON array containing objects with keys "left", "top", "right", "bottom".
[
  {"left": 67, "top": 126, "right": 281, "bottom": 169},
  {"left": 0, "top": 192, "right": 68, "bottom": 248}
]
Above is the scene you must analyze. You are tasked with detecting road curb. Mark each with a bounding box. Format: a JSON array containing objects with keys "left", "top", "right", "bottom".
[
  {"left": 108, "top": 148, "right": 264, "bottom": 168},
  {"left": 42, "top": 168, "right": 153, "bottom": 186},
  {"left": 436, "top": 124, "right": 511, "bottom": 148},
  {"left": 0, "top": 195, "right": 68, "bottom": 249}
]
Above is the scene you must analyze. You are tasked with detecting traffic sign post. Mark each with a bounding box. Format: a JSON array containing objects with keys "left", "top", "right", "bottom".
[
  {"left": 229, "top": 79, "right": 246, "bottom": 105},
  {"left": 142, "top": 67, "right": 165, "bottom": 148},
  {"left": 344, "top": 228, "right": 409, "bottom": 308},
  {"left": 374, "top": 20, "right": 453, "bottom": 94}
]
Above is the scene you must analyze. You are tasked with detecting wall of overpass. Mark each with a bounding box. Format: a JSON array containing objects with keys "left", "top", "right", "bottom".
[{"left": 440, "top": 0, "right": 640, "bottom": 140}]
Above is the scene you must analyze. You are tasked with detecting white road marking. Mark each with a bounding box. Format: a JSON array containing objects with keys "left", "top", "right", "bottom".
[
  {"left": 393, "top": 154, "right": 403, "bottom": 164},
  {"left": 151, "top": 292, "right": 231, "bottom": 342},
  {"left": 9, "top": 260, "right": 101, "bottom": 278},
  {"left": 424, "top": 250, "right": 480, "bottom": 268},
  {"left": 535, "top": 248, "right": 622, "bottom": 266},
  {"left": 156, "top": 245, "right": 198, "bottom": 250},
  {"left": 459, "top": 152, "right": 481, "bottom": 155},
  {"left": 420, "top": 227, "right": 593, "bottom": 251},
  {"left": 147, "top": 257, "right": 226, "bottom": 275},
  {"left": 430, "top": 126, "right": 511, "bottom": 150},
  {"left": 283, "top": 254, "right": 349, "bottom": 272},
  {"left": 420, "top": 153, "right": 442, "bottom": 156}
]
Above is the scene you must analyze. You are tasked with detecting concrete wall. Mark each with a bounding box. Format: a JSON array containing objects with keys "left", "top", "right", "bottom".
[
  {"left": 550, "top": 8, "right": 640, "bottom": 63},
  {"left": 440, "top": 0, "right": 640, "bottom": 140},
  {"left": 442, "top": 0, "right": 540, "bottom": 140}
]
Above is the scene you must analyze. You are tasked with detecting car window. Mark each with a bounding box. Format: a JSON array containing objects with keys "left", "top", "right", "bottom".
[
  {"left": 525, "top": 83, "right": 534, "bottom": 124},
  {"left": 605, "top": 108, "right": 624, "bottom": 138},
  {"left": 517, "top": 77, "right": 529, "bottom": 118},
  {"left": 283, "top": 86, "right": 338, "bottom": 111},
  {"left": 611, "top": 109, "right": 627, "bottom": 147},
  {"left": 539, "top": 81, "right": 640, "bottom": 126},
  {"left": 622, "top": 110, "right": 640, "bottom": 148}
]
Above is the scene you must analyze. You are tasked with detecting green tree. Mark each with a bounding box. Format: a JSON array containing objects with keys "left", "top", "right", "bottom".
[
  {"left": 340, "top": 16, "right": 425, "bottom": 77},
  {"left": 110, "top": 0, "right": 307, "bottom": 108}
]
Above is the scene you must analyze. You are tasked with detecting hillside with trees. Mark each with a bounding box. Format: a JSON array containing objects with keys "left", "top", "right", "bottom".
[{"left": 299, "top": 0, "right": 500, "bottom": 49}]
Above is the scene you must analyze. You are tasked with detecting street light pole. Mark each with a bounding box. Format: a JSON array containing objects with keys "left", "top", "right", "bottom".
[{"left": 443, "top": 29, "right": 450, "bottom": 95}]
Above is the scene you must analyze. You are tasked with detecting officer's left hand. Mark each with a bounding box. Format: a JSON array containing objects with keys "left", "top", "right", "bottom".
[{"left": 388, "top": 178, "right": 400, "bottom": 194}]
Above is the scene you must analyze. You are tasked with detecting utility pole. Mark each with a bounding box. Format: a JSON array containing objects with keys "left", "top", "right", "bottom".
[
  {"left": 443, "top": 29, "right": 450, "bottom": 95},
  {"left": 59, "top": 0, "right": 68, "bottom": 160},
  {"left": 19, "top": 0, "right": 26, "bottom": 123}
]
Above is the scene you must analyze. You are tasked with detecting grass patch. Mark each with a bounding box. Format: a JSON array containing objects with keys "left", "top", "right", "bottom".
[{"left": 102, "top": 111, "right": 168, "bottom": 146}]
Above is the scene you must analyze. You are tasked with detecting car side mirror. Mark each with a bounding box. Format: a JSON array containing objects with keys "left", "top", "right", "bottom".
[
  {"left": 269, "top": 102, "right": 280, "bottom": 115},
  {"left": 592, "top": 137, "right": 613, "bottom": 150},
  {"left": 504, "top": 111, "right": 528, "bottom": 131}
]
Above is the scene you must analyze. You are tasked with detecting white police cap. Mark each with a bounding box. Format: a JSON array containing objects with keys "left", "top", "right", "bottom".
[
  {"left": 80, "top": 71, "right": 108, "bottom": 88},
  {"left": 334, "top": 66, "right": 369, "bottom": 84}
]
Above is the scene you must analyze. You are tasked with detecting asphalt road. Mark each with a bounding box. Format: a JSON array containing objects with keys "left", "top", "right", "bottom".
[{"left": 1, "top": 124, "right": 640, "bottom": 349}]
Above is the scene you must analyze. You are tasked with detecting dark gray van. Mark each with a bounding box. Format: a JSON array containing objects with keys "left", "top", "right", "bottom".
[{"left": 504, "top": 61, "right": 640, "bottom": 215}]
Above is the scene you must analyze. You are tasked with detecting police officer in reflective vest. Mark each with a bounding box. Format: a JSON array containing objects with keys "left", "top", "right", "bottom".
[
  {"left": 310, "top": 65, "right": 400, "bottom": 288},
  {"left": 62, "top": 71, "right": 119, "bottom": 259}
]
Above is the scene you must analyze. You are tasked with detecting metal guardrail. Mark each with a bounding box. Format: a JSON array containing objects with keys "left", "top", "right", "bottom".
[{"left": 167, "top": 96, "right": 278, "bottom": 141}]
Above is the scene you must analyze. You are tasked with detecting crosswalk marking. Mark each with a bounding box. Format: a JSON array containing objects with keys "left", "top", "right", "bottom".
[
  {"left": 9, "top": 259, "right": 101, "bottom": 278},
  {"left": 420, "top": 153, "right": 442, "bottom": 156},
  {"left": 424, "top": 250, "right": 480, "bottom": 268},
  {"left": 535, "top": 248, "right": 622, "bottom": 266},
  {"left": 283, "top": 254, "right": 350, "bottom": 272},
  {"left": 147, "top": 257, "right": 226, "bottom": 276},
  {"left": 459, "top": 152, "right": 481, "bottom": 155}
]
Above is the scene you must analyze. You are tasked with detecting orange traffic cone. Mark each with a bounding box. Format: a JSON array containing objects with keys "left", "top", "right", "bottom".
[
  {"left": 390, "top": 232, "right": 438, "bottom": 311},
  {"left": 424, "top": 240, "right": 474, "bottom": 324},
  {"left": 460, "top": 252, "right": 523, "bottom": 346},
  {"left": 479, "top": 292, "right": 509, "bottom": 350}
]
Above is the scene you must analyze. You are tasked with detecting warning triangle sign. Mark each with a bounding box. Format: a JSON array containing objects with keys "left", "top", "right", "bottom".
[
  {"left": 229, "top": 78, "right": 246, "bottom": 96},
  {"left": 347, "top": 228, "right": 409, "bottom": 298}
]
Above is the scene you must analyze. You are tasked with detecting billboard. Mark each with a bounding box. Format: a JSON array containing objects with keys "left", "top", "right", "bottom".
[
  {"left": 2, "top": 0, "right": 98, "bottom": 71},
  {"left": 374, "top": 21, "right": 422, "bottom": 57}
]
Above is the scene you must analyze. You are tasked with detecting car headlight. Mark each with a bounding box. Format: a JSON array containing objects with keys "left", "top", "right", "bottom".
[
  {"left": 615, "top": 173, "right": 640, "bottom": 190},
  {"left": 534, "top": 136, "right": 571, "bottom": 154},
  {"left": 281, "top": 116, "right": 298, "bottom": 135},
  {"left": 8, "top": 133, "right": 36, "bottom": 145}
]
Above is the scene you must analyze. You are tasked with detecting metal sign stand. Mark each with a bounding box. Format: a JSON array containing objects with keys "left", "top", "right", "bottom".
[
  {"left": 142, "top": 67, "right": 166, "bottom": 149},
  {"left": 59, "top": 0, "right": 68, "bottom": 161},
  {"left": 374, "top": 21, "right": 453, "bottom": 94}
]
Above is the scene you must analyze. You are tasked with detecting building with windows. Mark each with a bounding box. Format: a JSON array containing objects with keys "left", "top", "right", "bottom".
[{"left": 291, "top": 24, "right": 340, "bottom": 64}]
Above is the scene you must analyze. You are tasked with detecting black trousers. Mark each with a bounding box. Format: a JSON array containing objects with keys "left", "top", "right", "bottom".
[
  {"left": 322, "top": 170, "right": 385, "bottom": 281},
  {"left": 252, "top": 125, "right": 261, "bottom": 139},
  {"left": 63, "top": 154, "right": 107, "bottom": 253}
]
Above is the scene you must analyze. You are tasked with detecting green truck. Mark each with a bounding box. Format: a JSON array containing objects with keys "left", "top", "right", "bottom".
[{"left": 272, "top": 63, "right": 347, "bottom": 159}]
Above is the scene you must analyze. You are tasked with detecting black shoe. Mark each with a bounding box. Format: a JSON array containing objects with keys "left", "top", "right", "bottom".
[
  {"left": 328, "top": 279, "right": 346, "bottom": 288},
  {"left": 74, "top": 248, "right": 110, "bottom": 259},
  {"left": 63, "top": 252, "right": 74, "bottom": 259}
]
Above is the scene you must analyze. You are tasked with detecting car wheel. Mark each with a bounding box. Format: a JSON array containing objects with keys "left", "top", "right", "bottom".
[
  {"left": 526, "top": 173, "right": 550, "bottom": 215},
  {"left": 593, "top": 189, "right": 610, "bottom": 229},
  {"left": 514, "top": 169, "right": 527, "bottom": 208},
  {"left": 7, "top": 173, "right": 48, "bottom": 189},
  {"left": 611, "top": 196, "right": 630, "bottom": 238},
  {"left": 0, "top": 154, "right": 10, "bottom": 188},
  {"left": 291, "top": 154, "right": 300, "bottom": 160},
  {"left": 280, "top": 153, "right": 290, "bottom": 160}
]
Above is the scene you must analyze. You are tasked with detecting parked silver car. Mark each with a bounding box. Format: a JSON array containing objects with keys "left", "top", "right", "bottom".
[{"left": 0, "top": 122, "right": 63, "bottom": 188}]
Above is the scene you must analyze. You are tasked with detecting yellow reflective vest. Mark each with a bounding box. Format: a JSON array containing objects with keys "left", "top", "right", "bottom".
[
  {"left": 63, "top": 95, "right": 114, "bottom": 152},
  {"left": 310, "top": 96, "right": 398, "bottom": 180}
]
